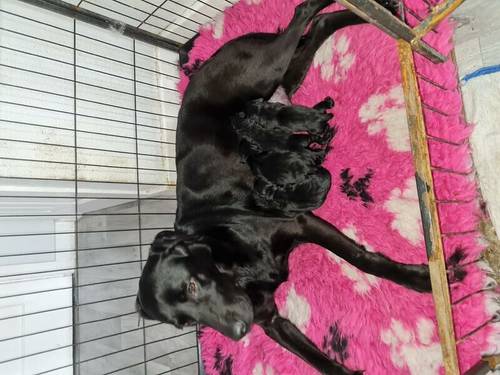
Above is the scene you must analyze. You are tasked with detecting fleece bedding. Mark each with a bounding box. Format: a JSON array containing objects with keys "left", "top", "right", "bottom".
[{"left": 177, "top": 1, "right": 500, "bottom": 373}]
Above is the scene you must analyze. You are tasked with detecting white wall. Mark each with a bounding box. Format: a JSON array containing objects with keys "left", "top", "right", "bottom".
[{"left": 453, "top": 0, "right": 500, "bottom": 235}]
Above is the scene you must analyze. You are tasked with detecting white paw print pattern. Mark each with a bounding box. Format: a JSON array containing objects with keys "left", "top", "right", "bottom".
[
  {"left": 241, "top": 333, "right": 251, "bottom": 348},
  {"left": 281, "top": 285, "right": 311, "bottom": 334},
  {"left": 384, "top": 178, "right": 423, "bottom": 246},
  {"left": 381, "top": 318, "right": 443, "bottom": 375},
  {"left": 202, "top": 13, "right": 225, "bottom": 39},
  {"left": 359, "top": 85, "right": 410, "bottom": 152},
  {"left": 327, "top": 225, "right": 379, "bottom": 295},
  {"left": 252, "top": 362, "right": 275, "bottom": 375},
  {"left": 212, "top": 13, "right": 225, "bottom": 39},
  {"left": 313, "top": 33, "right": 356, "bottom": 83}
]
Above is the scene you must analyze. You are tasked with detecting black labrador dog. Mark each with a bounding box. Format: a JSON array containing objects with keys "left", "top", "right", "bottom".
[{"left": 136, "top": 1, "right": 462, "bottom": 373}]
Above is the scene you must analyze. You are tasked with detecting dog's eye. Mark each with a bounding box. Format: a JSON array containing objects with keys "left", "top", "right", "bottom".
[{"left": 186, "top": 279, "right": 197, "bottom": 298}]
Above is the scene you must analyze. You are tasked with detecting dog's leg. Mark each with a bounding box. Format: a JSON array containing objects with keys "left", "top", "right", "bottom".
[
  {"left": 260, "top": 312, "right": 362, "bottom": 374},
  {"left": 298, "top": 213, "right": 433, "bottom": 292},
  {"left": 188, "top": 0, "right": 335, "bottom": 107},
  {"left": 263, "top": 0, "right": 336, "bottom": 82},
  {"left": 282, "top": 10, "right": 366, "bottom": 96}
]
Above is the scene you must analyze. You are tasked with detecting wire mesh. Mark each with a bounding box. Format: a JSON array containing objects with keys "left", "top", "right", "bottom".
[
  {"left": 66, "top": 0, "right": 239, "bottom": 44},
  {"left": 0, "top": 0, "right": 208, "bottom": 374}
]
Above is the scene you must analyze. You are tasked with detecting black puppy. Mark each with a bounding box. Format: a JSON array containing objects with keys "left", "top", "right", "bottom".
[
  {"left": 137, "top": 2, "right": 463, "bottom": 374},
  {"left": 233, "top": 97, "right": 335, "bottom": 215}
]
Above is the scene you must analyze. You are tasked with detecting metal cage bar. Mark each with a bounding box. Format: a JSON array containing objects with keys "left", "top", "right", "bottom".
[{"left": 0, "top": 0, "right": 198, "bottom": 373}]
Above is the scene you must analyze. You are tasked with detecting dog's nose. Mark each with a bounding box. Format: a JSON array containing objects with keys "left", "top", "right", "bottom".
[{"left": 233, "top": 321, "right": 248, "bottom": 339}]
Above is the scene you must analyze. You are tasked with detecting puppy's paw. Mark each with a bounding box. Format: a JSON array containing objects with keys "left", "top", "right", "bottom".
[
  {"left": 314, "top": 96, "right": 334, "bottom": 112},
  {"left": 254, "top": 178, "right": 277, "bottom": 201},
  {"left": 311, "top": 125, "right": 335, "bottom": 147}
]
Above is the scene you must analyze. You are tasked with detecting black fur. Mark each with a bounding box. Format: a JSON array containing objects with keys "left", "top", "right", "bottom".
[
  {"left": 136, "top": 2, "right": 464, "bottom": 374},
  {"left": 232, "top": 97, "right": 335, "bottom": 215}
]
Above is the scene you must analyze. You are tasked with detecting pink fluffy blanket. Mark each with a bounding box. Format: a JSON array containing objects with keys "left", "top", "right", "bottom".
[{"left": 178, "top": 1, "right": 499, "bottom": 373}]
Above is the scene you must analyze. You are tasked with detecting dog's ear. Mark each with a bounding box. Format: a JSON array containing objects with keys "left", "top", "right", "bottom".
[
  {"left": 150, "top": 230, "right": 188, "bottom": 257},
  {"left": 135, "top": 295, "right": 154, "bottom": 320}
]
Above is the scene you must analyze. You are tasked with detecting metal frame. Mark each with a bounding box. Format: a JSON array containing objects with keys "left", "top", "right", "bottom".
[
  {"left": 337, "top": 0, "right": 465, "bottom": 63},
  {"left": 17, "top": 0, "right": 182, "bottom": 51}
]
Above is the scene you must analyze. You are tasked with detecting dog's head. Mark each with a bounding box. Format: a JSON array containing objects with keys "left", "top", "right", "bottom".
[{"left": 136, "top": 230, "right": 254, "bottom": 340}]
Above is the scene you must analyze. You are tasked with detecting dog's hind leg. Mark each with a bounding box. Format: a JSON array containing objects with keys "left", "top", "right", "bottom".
[
  {"left": 282, "top": 10, "right": 366, "bottom": 96},
  {"left": 263, "top": 0, "right": 336, "bottom": 80},
  {"left": 185, "top": 0, "right": 335, "bottom": 108},
  {"left": 282, "top": 0, "right": 399, "bottom": 96},
  {"left": 298, "top": 213, "right": 434, "bottom": 292}
]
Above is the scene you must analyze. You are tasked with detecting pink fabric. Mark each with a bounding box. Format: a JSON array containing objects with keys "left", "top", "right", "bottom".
[{"left": 178, "top": 1, "right": 499, "bottom": 373}]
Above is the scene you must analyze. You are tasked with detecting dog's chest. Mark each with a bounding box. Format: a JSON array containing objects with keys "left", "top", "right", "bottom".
[{"left": 236, "top": 249, "right": 288, "bottom": 290}]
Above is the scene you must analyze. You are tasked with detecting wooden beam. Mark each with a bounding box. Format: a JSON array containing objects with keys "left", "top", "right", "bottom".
[
  {"left": 398, "top": 40, "right": 460, "bottom": 375},
  {"left": 337, "top": 0, "right": 446, "bottom": 62},
  {"left": 412, "top": 0, "right": 466, "bottom": 39}
]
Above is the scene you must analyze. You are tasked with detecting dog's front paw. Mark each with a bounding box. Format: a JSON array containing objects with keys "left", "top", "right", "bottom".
[
  {"left": 447, "top": 248, "right": 467, "bottom": 284},
  {"left": 407, "top": 264, "right": 432, "bottom": 293},
  {"left": 320, "top": 362, "right": 364, "bottom": 375},
  {"left": 407, "top": 249, "right": 468, "bottom": 293}
]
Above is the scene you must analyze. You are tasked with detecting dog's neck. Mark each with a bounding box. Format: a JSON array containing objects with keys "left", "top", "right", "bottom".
[{"left": 200, "top": 225, "right": 288, "bottom": 288}]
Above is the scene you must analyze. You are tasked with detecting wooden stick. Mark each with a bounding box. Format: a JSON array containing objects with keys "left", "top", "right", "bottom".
[
  {"left": 412, "top": 0, "right": 466, "bottom": 39},
  {"left": 337, "top": 0, "right": 446, "bottom": 62},
  {"left": 398, "top": 40, "right": 460, "bottom": 375},
  {"left": 484, "top": 355, "right": 500, "bottom": 370}
]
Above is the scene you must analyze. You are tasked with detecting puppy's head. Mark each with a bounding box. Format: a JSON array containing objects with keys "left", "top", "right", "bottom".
[{"left": 136, "top": 230, "right": 253, "bottom": 340}]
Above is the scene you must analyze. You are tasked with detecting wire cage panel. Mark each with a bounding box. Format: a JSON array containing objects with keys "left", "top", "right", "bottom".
[
  {"left": 72, "top": 0, "right": 238, "bottom": 44},
  {"left": 0, "top": 0, "right": 199, "bottom": 374}
]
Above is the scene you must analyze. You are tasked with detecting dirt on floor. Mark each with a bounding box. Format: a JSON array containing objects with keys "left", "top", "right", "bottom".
[{"left": 480, "top": 218, "right": 500, "bottom": 284}]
